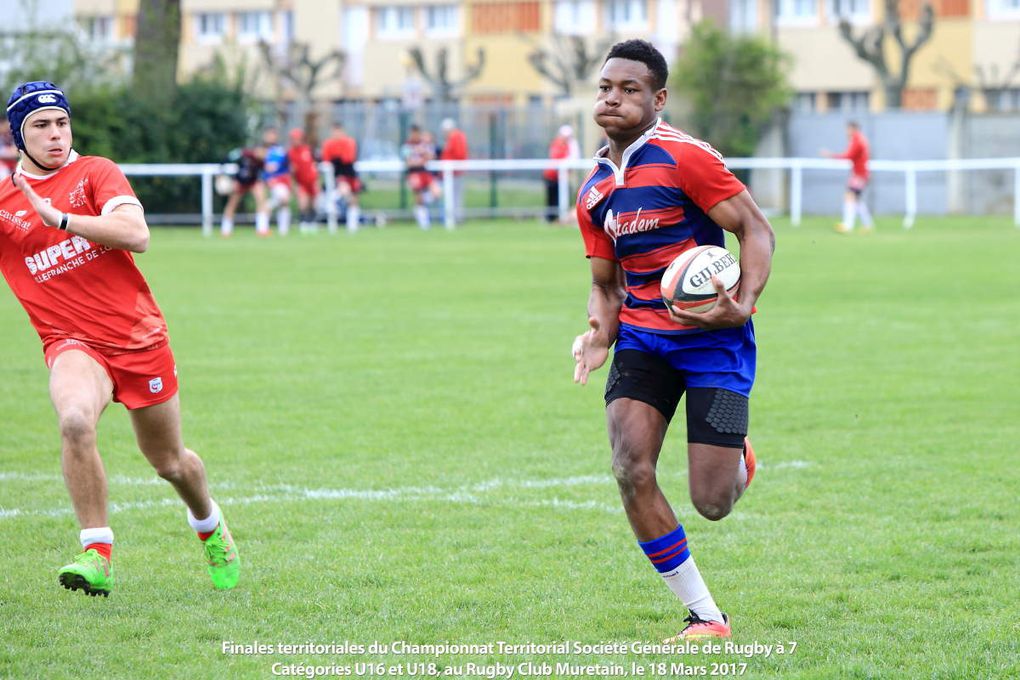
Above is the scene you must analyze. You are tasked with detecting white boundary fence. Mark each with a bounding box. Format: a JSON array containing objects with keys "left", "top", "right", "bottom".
[{"left": 120, "top": 157, "right": 1020, "bottom": 234}]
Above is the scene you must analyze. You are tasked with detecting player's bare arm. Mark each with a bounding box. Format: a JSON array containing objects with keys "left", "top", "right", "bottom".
[
  {"left": 573, "top": 256, "right": 625, "bottom": 385},
  {"left": 12, "top": 173, "right": 150, "bottom": 252},
  {"left": 668, "top": 190, "right": 775, "bottom": 330}
]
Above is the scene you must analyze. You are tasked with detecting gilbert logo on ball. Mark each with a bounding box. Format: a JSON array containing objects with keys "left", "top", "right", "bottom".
[{"left": 660, "top": 245, "right": 741, "bottom": 313}]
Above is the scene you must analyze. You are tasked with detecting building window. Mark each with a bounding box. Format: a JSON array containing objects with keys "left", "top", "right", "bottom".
[
  {"left": 554, "top": 0, "right": 596, "bottom": 34},
  {"left": 237, "top": 11, "right": 272, "bottom": 42},
  {"left": 826, "top": 91, "right": 870, "bottom": 112},
  {"left": 985, "top": 87, "right": 1020, "bottom": 111},
  {"left": 730, "top": 0, "right": 758, "bottom": 33},
  {"left": 195, "top": 12, "right": 226, "bottom": 43},
  {"left": 793, "top": 92, "right": 817, "bottom": 112},
  {"left": 80, "top": 15, "right": 114, "bottom": 42},
  {"left": 605, "top": 0, "right": 648, "bottom": 29},
  {"left": 376, "top": 6, "right": 416, "bottom": 39},
  {"left": 988, "top": 0, "right": 1020, "bottom": 18},
  {"left": 425, "top": 5, "right": 460, "bottom": 36},
  {"left": 776, "top": 0, "right": 818, "bottom": 24},
  {"left": 827, "top": 0, "right": 870, "bottom": 21},
  {"left": 281, "top": 11, "right": 294, "bottom": 43}
]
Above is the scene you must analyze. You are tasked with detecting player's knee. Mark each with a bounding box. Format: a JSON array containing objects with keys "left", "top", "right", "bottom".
[
  {"left": 58, "top": 409, "right": 97, "bottom": 447},
  {"left": 611, "top": 448, "right": 657, "bottom": 495},
  {"left": 691, "top": 492, "right": 733, "bottom": 522},
  {"left": 150, "top": 452, "right": 186, "bottom": 481}
]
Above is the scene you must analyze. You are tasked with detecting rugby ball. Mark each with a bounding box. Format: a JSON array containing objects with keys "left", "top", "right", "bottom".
[
  {"left": 214, "top": 174, "right": 235, "bottom": 196},
  {"left": 660, "top": 245, "right": 740, "bottom": 313}
]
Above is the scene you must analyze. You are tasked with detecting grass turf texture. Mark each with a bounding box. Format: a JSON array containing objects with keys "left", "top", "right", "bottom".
[{"left": 1, "top": 216, "right": 1018, "bottom": 679}]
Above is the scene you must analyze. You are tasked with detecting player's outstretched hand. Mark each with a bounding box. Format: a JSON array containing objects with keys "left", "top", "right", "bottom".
[
  {"left": 12, "top": 173, "right": 62, "bottom": 227},
  {"left": 668, "top": 276, "right": 752, "bottom": 330},
  {"left": 572, "top": 317, "right": 610, "bottom": 385}
]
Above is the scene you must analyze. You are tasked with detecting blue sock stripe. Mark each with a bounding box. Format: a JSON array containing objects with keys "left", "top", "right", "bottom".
[{"left": 639, "top": 525, "right": 691, "bottom": 573}]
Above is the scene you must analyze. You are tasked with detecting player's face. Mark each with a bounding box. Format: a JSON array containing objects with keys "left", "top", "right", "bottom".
[
  {"left": 22, "top": 111, "right": 71, "bottom": 170},
  {"left": 594, "top": 59, "right": 666, "bottom": 139}
]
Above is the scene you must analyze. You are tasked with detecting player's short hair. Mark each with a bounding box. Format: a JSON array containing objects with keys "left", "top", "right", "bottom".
[
  {"left": 604, "top": 40, "right": 668, "bottom": 91},
  {"left": 847, "top": 120, "right": 860, "bottom": 130},
  {"left": 6, "top": 81, "right": 71, "bottom": 150}
]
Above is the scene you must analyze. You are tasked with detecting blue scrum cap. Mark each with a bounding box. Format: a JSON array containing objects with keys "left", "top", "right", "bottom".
[{"left": 6, "top": 81, "right": 71, "bottom": 150}]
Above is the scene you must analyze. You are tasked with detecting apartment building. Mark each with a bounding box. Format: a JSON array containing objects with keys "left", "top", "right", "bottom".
[
  {"left": 727, "top": 0, "right": 1020, "bottom": 112},
  {"left": 69, "top": 0, "right": 721, "bottom": 104}
]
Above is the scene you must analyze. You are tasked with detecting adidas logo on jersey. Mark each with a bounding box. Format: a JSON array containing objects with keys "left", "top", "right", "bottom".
[{"left": 585, "top": 186, "right": 605, "bottom": 210}]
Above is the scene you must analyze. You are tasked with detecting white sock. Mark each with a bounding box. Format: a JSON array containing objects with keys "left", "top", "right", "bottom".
[
  {"left": 737, "top": 453, "right": 748, "bottom": 490},
  {"left": 277, "top": 207, "right": 290, "bottom": 236},
  {"left": 415, "top": 205, "right": 430, "bottom": 229},
  {"left": 842, "top": 200, "right": 856, "bottom": 230},
  {"left": 347, "top": 206, "right": 360, "bottom": 233},
  {"left": 858, "top": 201, "right": 873, "bottom": 228},
  {"left": 255, "top": 212, "right": 270, "bottom": 235},
  {"left": 220, "top": 218, "right": 233, "bottom": 236},
  {"left": 187, "top": 500, "right": 221, "bottom": 534},
  {"left": 79, "top": 527, "right": 114, "bottom": 548},
  {"left": 661, "top": 557, "right": 724, "bottom": 623}
]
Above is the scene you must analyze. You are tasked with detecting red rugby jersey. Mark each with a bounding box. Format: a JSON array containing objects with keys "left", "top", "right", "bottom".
[
  {"left": 0, "top": 152, "right": 167, "bottom": 353},
  {"left": 835, "top": 130, "right": 870, "bottom": 180},
  {"left": 576, "top": 120, "right": 745, "bottom": 335},
  {"left": 288, "top": 144, "right": 319, "bottom": 185}
]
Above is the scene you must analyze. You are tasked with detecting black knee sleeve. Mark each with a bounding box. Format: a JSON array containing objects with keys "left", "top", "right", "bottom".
[{"left": 686, "top": 387, "right": 748, "bottom": 448}]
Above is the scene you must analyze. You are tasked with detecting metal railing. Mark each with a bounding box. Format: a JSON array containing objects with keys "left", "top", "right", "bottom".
[{"left": 119, "top": 156, "right": 1020, "bottom": 234}]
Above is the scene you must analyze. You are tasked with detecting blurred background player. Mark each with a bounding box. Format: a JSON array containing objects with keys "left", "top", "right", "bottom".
[
  {"left": 439, "top": 118, "right": 468, "bottom": 226},
  {"left": 287, "top": 127, "right": 320, "bottom": 233},
  {"left": 402, "top": 124, "right": 440, "bottom": 229},
  {"left": 0, "top": 81, "right": 240, "bottom": 596},
  {"left": 220, "top": 142, "right": 268, "bottom": 237},
  {"left": 543, "top": 124, "right": 580, "bottom": 223},
  {"left": 321, "top": 122, "right": 362, "bottom": 232},
  {"left": 822, "top": 121, "right": 874, "bottom": 234},
  {"left": 571, "top": 41, "right": 774, "bottom": 642},
  {"left": 261, "top": 127, "right": 292, "bottom": 236}
]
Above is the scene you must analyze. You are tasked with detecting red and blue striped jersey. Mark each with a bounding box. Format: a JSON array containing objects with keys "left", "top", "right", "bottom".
[{"left": 577, "top": 119, "right": 745, "bottom": 335}]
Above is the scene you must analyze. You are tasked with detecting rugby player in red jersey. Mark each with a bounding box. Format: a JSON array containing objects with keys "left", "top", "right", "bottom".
[
  {"left": 823, "top": 120, "right": 874, "bottom": 233},
  {"left": 0, "top": 81, "right": 239, "bottom": 596},
  {"left": 287, "top": 127, "right": 320, "bottom": 233},
  {"left": 321, "top": 122, "right": 362, "bottom": 233},
  {"left": 570, "top": 42, "right": 775, "bottom": 640}
]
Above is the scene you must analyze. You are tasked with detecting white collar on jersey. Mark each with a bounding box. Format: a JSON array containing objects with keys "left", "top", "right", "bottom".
[
  {"left": 16, "top": 149, "right": 80, "bottom": 180},
  {"left": 593, "top": 118, "right": 661, "bottom": 187}
]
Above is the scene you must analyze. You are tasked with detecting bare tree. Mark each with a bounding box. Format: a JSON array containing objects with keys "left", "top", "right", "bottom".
[
  {"left": 523, "top": 34, "right": 615, "bottom": 98},
  {"left": 838, "top": 0, "right": 934, "bottom": 109},
  {"left": 258, "top": 41, "right": 345, "bottom": 144},
  {"left": 975, "top": 39, "right": 1020, "bottom": 108},
  {"left": 407, "top": 46, "right": 485, "bottom": 102},
  {"left": 133, "top": 0, "right": 181, "bottom": 108}
]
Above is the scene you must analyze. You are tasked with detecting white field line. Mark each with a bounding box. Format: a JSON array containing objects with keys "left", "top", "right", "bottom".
[{"left": 0, "top": 462, "right": 812, "bottom": 521}]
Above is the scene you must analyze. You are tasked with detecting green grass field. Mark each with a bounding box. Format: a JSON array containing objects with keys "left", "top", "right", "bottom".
[{"left": 1, "top": 216, "right": 1018, "bottom": 679}]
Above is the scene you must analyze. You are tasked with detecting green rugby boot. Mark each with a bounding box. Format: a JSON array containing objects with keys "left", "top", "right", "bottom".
[
  {"left": 202, "top": 517, "right": 240, "bottom": 590},
  {"left": 58, "top": 549, "right": 114, "bottom": 597}
]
